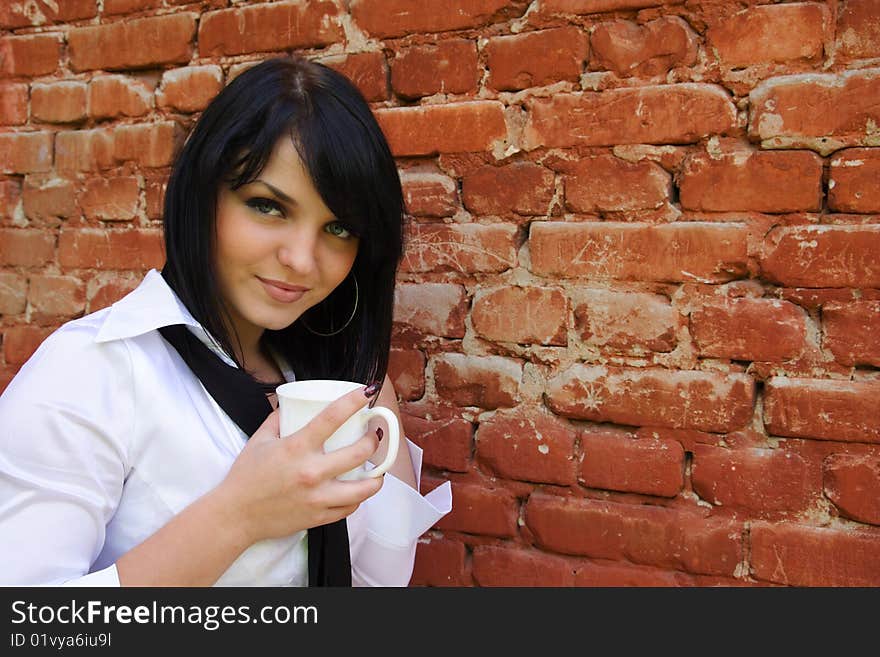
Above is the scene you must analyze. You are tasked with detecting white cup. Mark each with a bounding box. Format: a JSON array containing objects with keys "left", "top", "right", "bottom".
[{"left": 276, "top": 380, "right": 400, "bottom": 481}]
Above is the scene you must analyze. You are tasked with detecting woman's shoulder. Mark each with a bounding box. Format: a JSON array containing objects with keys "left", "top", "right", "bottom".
[
  {"left": 28, "top": 306, "right": 121, "bottom": 362},
  {"left": 3, "top": 308, "right": 136, "bottom": 402}
]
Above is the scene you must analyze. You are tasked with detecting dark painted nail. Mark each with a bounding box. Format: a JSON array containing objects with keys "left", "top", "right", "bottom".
[
  {"left": 363, "top": 381, "right": 381, "bottom": 399},
  {"left": 376, "top": 427, "right": 383, "bottom": 442}
]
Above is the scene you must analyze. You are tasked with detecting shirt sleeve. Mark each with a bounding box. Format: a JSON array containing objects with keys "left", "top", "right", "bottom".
[
  {"left": 347, "top": 439, "right": 452, "bottom": 587},
  {"left": 0, "top": 325, "right": 131, "bottom": 586}
]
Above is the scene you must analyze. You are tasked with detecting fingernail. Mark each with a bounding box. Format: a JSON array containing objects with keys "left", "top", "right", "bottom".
[
  {"left": 376, "top": 427, "right": 383, "bottom": 442},
  {"left": 363, "top": 381, "right": 381, "bottom": 398}
]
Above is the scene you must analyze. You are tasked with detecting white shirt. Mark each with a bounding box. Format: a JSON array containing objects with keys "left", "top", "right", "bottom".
[{"left": 0, "top": 269, "right": 451, "bottom": 586}]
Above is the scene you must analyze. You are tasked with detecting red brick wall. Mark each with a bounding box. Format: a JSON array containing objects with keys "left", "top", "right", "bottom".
[{"left": 2, "top": 1, "right": 879, "bottom": 587}]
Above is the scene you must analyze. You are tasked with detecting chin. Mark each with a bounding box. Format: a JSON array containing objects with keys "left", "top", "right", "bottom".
[
  {"left": 248, "top": 309, "right": 302, "bottom": 332},
  {"left": 264, "top": 316, "right": 301, "bottom": 331}
]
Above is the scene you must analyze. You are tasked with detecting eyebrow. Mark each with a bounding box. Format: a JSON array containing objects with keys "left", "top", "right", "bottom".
[{"left": 253, "top": 179, "right": 297, "bottom": 206}]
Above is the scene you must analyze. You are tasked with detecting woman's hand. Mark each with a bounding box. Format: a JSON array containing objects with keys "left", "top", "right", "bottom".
[{"left": 216, "top": 386, "right": 384, "bottom": 545}]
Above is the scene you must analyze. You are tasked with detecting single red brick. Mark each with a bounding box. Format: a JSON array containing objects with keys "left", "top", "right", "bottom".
[
  {"left": 564, "top": 154, "right": 670, "bottom": 213},
  {"left": 88, "top": 76, "right": 154, "bottom": 120},
  {"left": 749, "top": 69, "right": 880, "bottom": 154},
  {"left": 31, "top": 81, "right": 87, "bottom": 124},
  {"left": 574, "top": 289, "right": 681, "bottom": 353},
  {"left": 690, "top": 297, "right": 807, "bottom": 362},
  {"left": 434, "top": 481, "right": 519, "bottom": 538},
  {"left": 835, "top": 0, "right": 880, "bottom": 60},
  {"left": 591, "top": 17, "right": 697, "bottom": 77},
  {"left": 27, "top": 274, "right": 85, "bottom": 317},
  {"left": 81, "top": 177, "right": 140, "bottom": 221},
  {"left": 400, "top": 172, "right": 458, "bottom": 218},
  {"left": 691, "top": 444, "right": 814, "bottom": 514},
  {"left": 199, "top": 2, "right": 343, "bottom": 57},
  {"left": 400, "top": 408, "right": 473, "bottom": 473},
  {"left": 828, "top": 148, "right": 880, "bottom": 213},
  {"left": 393, "top": 282, "right": 467, "bottom": 338},
  {"left": 486, "top": 27, "right": 588, "bottom": 91},
  {"left": 433, "top": 353, "right": 521, "bottom": 410},
  {"left": 750, "top": 521, "right": 880, "bottom": 586},
  {"left": 0, "top": 271, "right": 27, "bottom": 314},
  {"left": 823, "top": 453, "right": 880, "bottom": 526},
  {"left": 524, "top": 84, "right": 735, "bottom": 149},
  {"left": 157, "top": 66, "right": 223, "bottom": 114},
  {"left": 400, "top": 223, "right": 517, "bottom": 274},
  {"left": 0, "top": 228, "right": 54, "bottom": 266},
  {"left": 375, "top": 101, "right": 507, "bottom": 156},
  {"left": 679, "top": 147, "right": 823, "bottom": 213},
  {"left": 114, "top": 122, "right": 183, "bottom": 168},
  {"left": 0, "top": 83, "right": 28, "bottom": 126},
  {"left": 0, "top": 132, "right": 53, "bottom": 174},
  {"left": 707, "top": 3, "right": 829, "bottom": 67},
  {"left": 764, "top": 377, "right": 880, "bottom": 444},
  {"left": 761, "top": 225, "right": 880, "bottom": 288},
  {"left": 68, "top": 14, "right": 196, "bottom": 71},
  {"left": 0, "top": 34, "right": 60, "bottom": 77},
  {"left": 476, "top": 409, "right": 578, "bottom": 485},
  {"left": 580, "top": 431, "right": 684, "bottom": 497},
  {"left": 525, "top": 493, "right": 742, "bottom": 575},
  {"left": 471, "top": 286, "right": 567, "bottom": 346},
  {"left": 546, "top": 364, "right": 755, "bottom": 432},
  {"left": 529, "top": 221, "right": 748, "bottom": 283},
  {"left": 22, "top": 176, "right": 76, "bottom": 220},
  {"left": 391, "top": 39, "right": 478, "bottom": 99},
  {"left": 462, "top": 162, "right": 554, "bottom": 216},
  {"left": 823, "top": 300, "right": 880, "bottom": 367},
  {"left": 58, "top": 228, "right": 165, "bottom": 270}
]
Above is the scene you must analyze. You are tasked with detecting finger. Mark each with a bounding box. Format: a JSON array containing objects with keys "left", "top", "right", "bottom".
[
  {"left": 319, "top": 476, "right": 384, "bottom": 509},
  {"left": 300, "top": 385, "right": 371, "bottom": 449},
  {"left": 250, "top": 407, "right": 280, "bottom": 443},
  {"left": 316, "top": 504, "right": 361, "bottom": 526},
  {"left": 318, "top": 431, "right": 380, "bottom": 480}
]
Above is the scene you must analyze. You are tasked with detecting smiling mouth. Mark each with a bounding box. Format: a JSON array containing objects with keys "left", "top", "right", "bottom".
[{"left": 257, "top": 277, "right": 309, "bottom": 303}]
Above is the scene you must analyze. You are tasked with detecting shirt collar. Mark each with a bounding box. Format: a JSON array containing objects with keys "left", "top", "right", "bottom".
[{"left": 93, "top": 270, "right": 237, "bottom": 365}]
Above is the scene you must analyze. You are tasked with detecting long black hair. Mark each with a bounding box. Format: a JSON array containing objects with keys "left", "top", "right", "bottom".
[{"left": 162, "top": 55, "right": 404, "bottom": 385}]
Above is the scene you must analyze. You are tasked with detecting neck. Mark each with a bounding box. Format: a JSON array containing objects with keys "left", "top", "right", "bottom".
[
  {"left": 224, "top": 315, "right": 262, "bottom": 367},
  {"left": 243, "top": 336, "right": 285, "bottom": 385}
]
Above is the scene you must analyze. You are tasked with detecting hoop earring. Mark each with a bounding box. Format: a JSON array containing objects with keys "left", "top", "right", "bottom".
[{"left": 300, "top": 275, "right": 359, "bottom": 337}]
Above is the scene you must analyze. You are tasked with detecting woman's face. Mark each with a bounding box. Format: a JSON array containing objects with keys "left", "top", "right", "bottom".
[{"left": 214, "top": 137, "right": 359, "bottom": 349}]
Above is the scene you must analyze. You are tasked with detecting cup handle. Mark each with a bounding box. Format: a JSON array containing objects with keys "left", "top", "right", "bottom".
[{"left": 356, "top": 406, "right": 400, "bottom": 479}]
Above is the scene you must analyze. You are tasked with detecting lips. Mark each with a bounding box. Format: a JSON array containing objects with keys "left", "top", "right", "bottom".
[{"left": 257, "top": 276, "right": 309, "bottom": 304}]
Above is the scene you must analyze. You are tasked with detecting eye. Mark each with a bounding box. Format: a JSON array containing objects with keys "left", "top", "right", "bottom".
[
  {"left": 246, "top": 197, "right": 284, "bottom": 217},
  {"left": 325, "top": 221, "right": 354, "bottom": 240}
]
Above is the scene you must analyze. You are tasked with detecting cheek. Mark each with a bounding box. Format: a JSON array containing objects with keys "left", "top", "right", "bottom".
[
  {"left": 215, "top": 211, "right": 268, "bottom": 271},
  {"left": 331, "top": 244, "right": 359, "bottom": 283}
]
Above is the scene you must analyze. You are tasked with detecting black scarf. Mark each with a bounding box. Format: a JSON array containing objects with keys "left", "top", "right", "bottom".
[{"left": 156, "top": 295, "right": 352, "bottom": 587}]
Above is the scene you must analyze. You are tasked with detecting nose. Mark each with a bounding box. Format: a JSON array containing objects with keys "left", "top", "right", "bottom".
[{"left": 277, "top": 226, "right": 319, "bottom": 276}]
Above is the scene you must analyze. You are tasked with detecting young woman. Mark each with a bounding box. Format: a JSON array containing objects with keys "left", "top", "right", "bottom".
[{"left": 0, "top": 56, "right": 451, "bottom": 586}]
